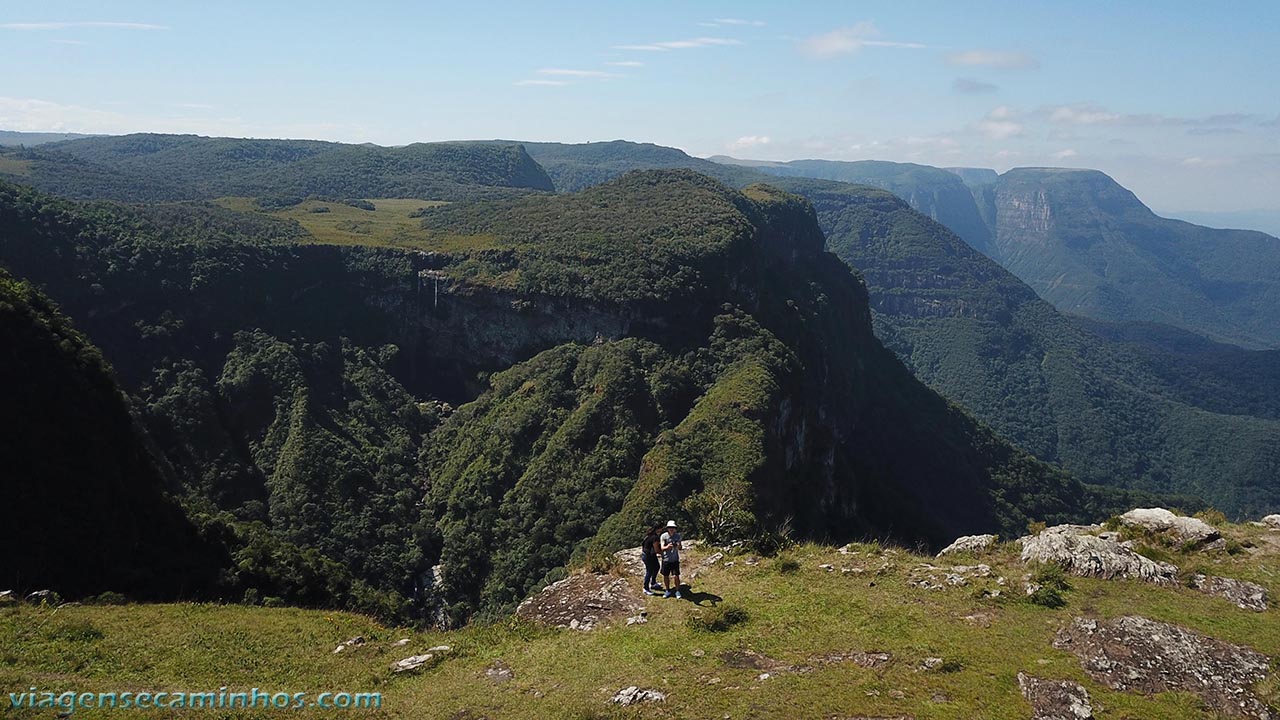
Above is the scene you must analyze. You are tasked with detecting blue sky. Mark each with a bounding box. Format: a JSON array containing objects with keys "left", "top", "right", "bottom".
[{"left": 1, "top": 1, "right": 1277, "bottom": 213}]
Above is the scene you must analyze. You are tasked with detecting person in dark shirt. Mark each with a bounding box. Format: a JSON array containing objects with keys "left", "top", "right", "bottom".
[{"left": 640, "top": 524, "right": 662, "bottom": 596}]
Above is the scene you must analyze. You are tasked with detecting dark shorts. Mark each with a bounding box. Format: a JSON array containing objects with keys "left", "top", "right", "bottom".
[{"left": 661, "top": 559, "right": 680, "bottom": 576}]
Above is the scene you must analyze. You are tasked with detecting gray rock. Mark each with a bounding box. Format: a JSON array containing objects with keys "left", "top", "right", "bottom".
[
  {"left": 0, "top": 590, "right": 13, "bottom": 604},
  {"left": 937, "top": 534, "right": 998, "bottom": 557},
  {"left": 332, "top": 635, "right": 366, "bottom": 654},
  {"left": 1119, "top": 508, "right": 1220, "bottom": 545},
  {"left": 1262, "top": 514, "right": 1280, "bottom": 530},
  {"left": 1189, "top": 574, "right": 1269, "bottom": 612},
  {"left": 1019, "top": 525, "right": 1177, "bottom": 585},
  {"left": 485, "top": 660, "right": 515, "bottom": 684},
  {"left": 24, "top": 590, "right": 60, "bottom": 604},
  {"left": 1017, "top": 673, "right": 1094, "bottom": 720},
  {"left": 391, "top": 638, "right": 410, "bottom": 647},
  {"left": 610, "top": 686, "right": 665, "bottom": 705},
  {"left": 1054, "top": 616, "right": 1272, "bottom": 719},
  {"left": 392, "top": 653, "right": 436, "bottom": 673}
]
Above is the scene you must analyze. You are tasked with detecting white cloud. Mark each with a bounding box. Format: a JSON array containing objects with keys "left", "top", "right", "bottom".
[
  {"left": 976, "top": 121, "right": 1022, "bottom": 139},
  {"left": 537, "top": 68, "right": 618, "bottom": 78},
  {"left": 1180, "top": 156, "right": 1234, "bottom": 168},
  {"left": 514, "top": 79, "right": 570, "bottom": 87},
  {"left": 1051, "top": 148, "right": 1078, "bottom": 159},
  {"left": 613, "top": 37, "right": 742, "bottom": 52},
  {"left": 946, "top": 50, "right": 1039, "bottom": 69},
  {"left": 605, "top": 61, "right": 644, "bottom": 67},
  {"left": 799, "top": 22, "right": 926, "bottom": 58},
  {"left": 710, "top": 18, "right": 766, "bottom": 27},
  {"left": 728, "top": 135, "right": 771, "bottom": 151},
  {"left": 971, "top": 106, "right": 1024, "bottom": 139},
  {"left": 0, "top": 21, "right": 168, "bottom": 31},
  {"left": 1048, "top": 104, "right": 1121, "bottom": 125}
]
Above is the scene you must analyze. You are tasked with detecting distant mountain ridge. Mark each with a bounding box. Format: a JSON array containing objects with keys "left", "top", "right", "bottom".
[
  {"left": 0, "top": 133, "right": 554, "bottom": 203},
  {"left": 0, "top": 129, "right": 100, "bottom": 146},
  {"left": 714, "top": 156, "right": 1280, "bottom": 349}
]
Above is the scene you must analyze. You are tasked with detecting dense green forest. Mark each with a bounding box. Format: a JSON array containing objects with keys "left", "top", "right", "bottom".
[
  {"left": 0, "top": 133, "right": 553, "bottom": 203},
  {"left": 0, "top": 172, "right": 1126, "bottom": 623}
]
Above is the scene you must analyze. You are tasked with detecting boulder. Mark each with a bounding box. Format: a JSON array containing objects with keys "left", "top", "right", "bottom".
[
  {"left": 1262, "top": 514, "right": 1280, "bottom": 530},
  {"left": 392, "top": 653, "right": 436, "bottom": 673},
  {"left": 1188, "top": 574, "right": 1268, "bottom": 612},
  {"left": 1019, "top": 525, "right": 1177, "bottom": 585},
  {"left": 1054, "top": 616, "right": 1272, "bottom": 719},
  {"left": 1017, "top": 673, "right": 1094, "bottom": 720},
  {"left": 1119, "top": 508, "right": 1219, "bottom": 545},
  {"left": 610, "top": 686, "right": 665, "bottom": 705},
  {"left": 937, "top": 534, "right": 997, "bottom": 557}
]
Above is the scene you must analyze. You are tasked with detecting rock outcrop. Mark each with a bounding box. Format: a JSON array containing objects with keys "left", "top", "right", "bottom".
[
  {"left": 610, "top": 687, "right": 665, "bottom": 705},
  {"left": 1054, "top": 616, "right": 1273, "bottom": 719},
  {"left": 1017, "top": 673, "right": 1094, "bottom": 720},
  {"left": 1189, "top": 574, "right": 1269, "bottom": 612},
  {"left": 937, "top": 534, "right": 997, "bottom": 557},
  {"left": 1261, "top": 515, "right": 1280, "bottom": 530},
  {"left": 1018, "top": 525, "right": 1177, "bottom": 585},
  {"left": 515, "top": 572, "right": 641, "bottom": 632},
  {"left": 1119, "top": 508, "right": 1220, "bottom": 546}
]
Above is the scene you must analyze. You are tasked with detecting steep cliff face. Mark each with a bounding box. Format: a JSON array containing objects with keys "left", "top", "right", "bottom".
[
  {"left": 991, "top": 168, "right": 1280, "bottom": 348},
  {"left": 769, "top": 176, "right": 1280, "bottom": 517}
]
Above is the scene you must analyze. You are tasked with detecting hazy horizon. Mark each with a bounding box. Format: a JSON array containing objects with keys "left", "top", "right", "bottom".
[{"left": 2, "top": 1, "right": 1276, "bottom": 213}]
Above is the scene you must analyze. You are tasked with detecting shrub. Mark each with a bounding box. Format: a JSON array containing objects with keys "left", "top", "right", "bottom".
[
  {"left": 584, "top": 551, "right": 623, "bottom": 576},
  {"left": 776, "top": 555, "right": 801, "bottom": 574},
  {"left": 1194, "top": 508, "right": 1227, "bottom": 526},
  {"left": 90, "top": 591, "right": 128, "bottom": 606},
  {"left": 686, "top": 603, "right": 749, "bottom": 632},
  {"left": 1027, "top": 520, "right": 1048, "bottom": 535},
  {"left": 1026, "top": 562, "right": 1070, "bottom": 608}
]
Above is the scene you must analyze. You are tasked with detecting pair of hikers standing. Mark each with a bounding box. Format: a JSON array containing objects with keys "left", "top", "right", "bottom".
[{"left": 641, "top": 520, "right": 683, "bottom": 599}]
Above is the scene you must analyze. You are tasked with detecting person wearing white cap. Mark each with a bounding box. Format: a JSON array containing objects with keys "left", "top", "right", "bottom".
[{"left": 659, "top": 520, "right": 683, "bottom": 599}]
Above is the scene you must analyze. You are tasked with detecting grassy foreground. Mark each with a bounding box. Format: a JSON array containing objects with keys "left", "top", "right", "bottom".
[{"left": 4, "top": 524, "right": 1280, "bottom": 719}]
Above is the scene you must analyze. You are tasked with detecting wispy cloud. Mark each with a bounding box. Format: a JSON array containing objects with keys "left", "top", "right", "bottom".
[
  {"left": 1044, "top": 103, "right": 1259, "bottom": 128},
  {"left": 175, "top": 103, "right": 215, "bottom": 110},
  {"left": 954, "top": 77, "right": 998, "bottom": 94},
  {"left": 605, "top": 61, "right": 644, "bottom": 67},
  {"left": 703, "top": 18, "right": 766, "bottom": 28},
  {"left": 537, "top": 68, "right": 619, "bottom": 78},
  {"left": 51, "top": 38, "right": 87, "bottom": 46},
  {"left": 1051, "top": 148, "right": 1078, "bottom": 160},
  {"left": 974, "top": 105, "right": 1023, "bottom": 139},
  {"left": 514, "top": 79, "right": 569, "bottom": 87},
  {"left": 1, "top": 21, "right": 168, "bottom": 31},
  {"left": 798, "top": 22, "right": 926, "bottom": 58},
  {"left": 947, "top": 50, "right": 1039, "bottom": 70},
  {"left": 613, "top": 37, "right": 742, "bottom": 52},
  {"left": 728, "top": 135, "right": 771, "bottom": 152}
]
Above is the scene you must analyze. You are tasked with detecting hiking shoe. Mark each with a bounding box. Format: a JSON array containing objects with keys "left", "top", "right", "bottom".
[
  {"left": 663, "top": 590, "right": 673, "bottom": 598},
  {"left": 643, "top": 588, "right": 656, "bottom": 596},
  {"left": 675, "top": 591, "right": 683, "bottom": 599}
]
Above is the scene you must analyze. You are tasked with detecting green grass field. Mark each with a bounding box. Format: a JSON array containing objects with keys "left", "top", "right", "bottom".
[
  {"left": 0, "top": 155, "right": 33, "bottom": 177},
  {"left": 4, "top": 527, "right": 1279, "bottom": 718},
  {"left": 213, "top": 197, "right": 499, "bottom": 252}
]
